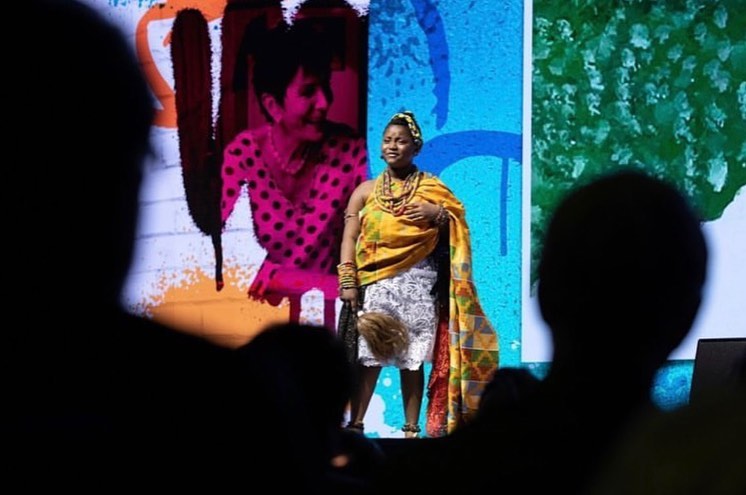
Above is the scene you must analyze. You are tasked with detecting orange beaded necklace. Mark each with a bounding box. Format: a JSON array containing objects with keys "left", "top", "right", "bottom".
[{"left": 374, "top": 166, "right": 421, "bottom": 216}]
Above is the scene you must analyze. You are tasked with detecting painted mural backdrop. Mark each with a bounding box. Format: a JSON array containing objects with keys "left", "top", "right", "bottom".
[
  {"left": 76, "top": 0, "right": 743, "bottom": 436},
  {"left": 523, "top": 0, "right": 746, "bottom": 407}
]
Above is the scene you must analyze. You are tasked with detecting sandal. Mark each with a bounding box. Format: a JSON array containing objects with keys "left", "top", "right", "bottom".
[
  {"left": 344, "top": 421, "right": 365, "bottom": 435},
  {"left": 401, "top": 423, "right": 421, "bottom": 439}
]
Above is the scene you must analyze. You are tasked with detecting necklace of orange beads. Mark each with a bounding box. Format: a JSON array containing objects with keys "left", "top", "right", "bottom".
[{"left": 374, "top": 166, "right": 421, "bottom": 216}]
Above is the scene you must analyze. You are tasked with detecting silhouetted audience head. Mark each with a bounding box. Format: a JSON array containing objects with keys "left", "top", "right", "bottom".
[
  {"left": 475, "top": 367, "right": 540, "bottom": 424},
  {"left": 13, "top": 2, "right": 259, "bottom": 491},
  {"left": 539, "top": 170, "right": 708, "bottom": 373},
  {"left": 237, "top": 322, "right": 384, "bottom": 493},
  {"left": 238, "top": 322, "right": 353, "bottom": 436},
  {"left": 20, "top": 0, "right": 154, "bottom": 306}
]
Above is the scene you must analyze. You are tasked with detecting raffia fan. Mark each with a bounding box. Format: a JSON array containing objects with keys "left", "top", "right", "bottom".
[{"left": 357, "top": 312, "right": 409, "bottom": 361}]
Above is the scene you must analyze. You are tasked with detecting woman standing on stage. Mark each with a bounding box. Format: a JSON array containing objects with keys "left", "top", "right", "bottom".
[{"left": 338, "top": 111, "right": 499, "bottom": 438}]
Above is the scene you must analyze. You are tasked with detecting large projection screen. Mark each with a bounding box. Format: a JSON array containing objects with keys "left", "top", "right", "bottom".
[{"left": 75, "top": 0, "right": 744, "bottom": 434}]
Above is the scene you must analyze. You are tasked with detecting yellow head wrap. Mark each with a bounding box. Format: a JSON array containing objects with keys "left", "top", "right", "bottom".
[{"left": 388, "top": 110, "right": 423, "bottom": 150}]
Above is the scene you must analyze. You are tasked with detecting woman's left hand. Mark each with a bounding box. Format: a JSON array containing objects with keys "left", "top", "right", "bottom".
[{"left": 404, "top": 201, "right": 440, "bottom": 225}]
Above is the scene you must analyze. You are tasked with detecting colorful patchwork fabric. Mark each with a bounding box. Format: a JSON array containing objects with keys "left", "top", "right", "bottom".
[{"left": 357, "top": 171, "right": 499, "bottom": 435}]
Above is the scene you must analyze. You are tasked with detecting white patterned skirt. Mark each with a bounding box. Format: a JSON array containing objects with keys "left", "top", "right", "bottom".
[{"left": 358, "top": 257, "right": 439, "bottom": 370}]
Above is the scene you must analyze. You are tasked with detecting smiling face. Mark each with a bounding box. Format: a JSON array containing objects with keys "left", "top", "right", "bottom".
[
  {"left": 381, "top": 124, "right": 419, "bottom": 170},
  {"left": 263, "top": 67, "right": 332, "bottom": 143}
]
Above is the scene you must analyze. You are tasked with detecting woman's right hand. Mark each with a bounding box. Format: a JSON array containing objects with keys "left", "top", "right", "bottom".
[{"left": 339, "top": 287, "right": 359, "bottom": 311}]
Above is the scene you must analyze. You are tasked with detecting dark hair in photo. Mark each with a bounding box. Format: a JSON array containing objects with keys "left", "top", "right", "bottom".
[{"left": 249, "top": 17, "right": 336, "bottom": 121}]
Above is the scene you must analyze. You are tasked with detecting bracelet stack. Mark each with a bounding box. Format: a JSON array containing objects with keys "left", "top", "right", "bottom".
[
  {"left": 432, "top": 204, "right": 449, "bottom": 227},
  {"left": 337, "top": 261, "right": 358, "bottom": 290}
]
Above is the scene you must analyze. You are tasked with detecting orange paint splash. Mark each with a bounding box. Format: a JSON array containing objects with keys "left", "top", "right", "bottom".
[{"left": 145, "top": 265, "right": 289, "bottom": 348}]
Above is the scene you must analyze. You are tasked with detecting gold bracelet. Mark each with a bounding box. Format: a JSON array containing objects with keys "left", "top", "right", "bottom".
[
  {"left": 338, "top": 261, "right": 358, "bottom": 289},
  {"left": 337, "top": 261, "right": 356, "bottom": 271}
]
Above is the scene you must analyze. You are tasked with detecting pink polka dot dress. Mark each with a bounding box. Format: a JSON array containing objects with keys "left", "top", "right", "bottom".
[{"left": 221, "top": 121, "right": 368, "bottom": 300}]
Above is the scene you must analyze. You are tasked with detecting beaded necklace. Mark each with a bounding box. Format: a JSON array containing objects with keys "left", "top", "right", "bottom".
[
  {"left": 268, "top": 125, "right": 307, "bottom": 176},
  {"left": 374, "top": 166, "right": 420, "bottom": 216}
]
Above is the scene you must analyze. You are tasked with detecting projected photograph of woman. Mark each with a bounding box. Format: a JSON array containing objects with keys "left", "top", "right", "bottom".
[
  {"left": 218, "top": 17, "right": 368, "bottom": 328},
  {"left": 153, "top": 6, "right": 361, "bottom": 334}
]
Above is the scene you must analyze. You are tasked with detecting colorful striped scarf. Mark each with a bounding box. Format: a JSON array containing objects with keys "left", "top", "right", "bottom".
[{"left": 357, "top": 171, "right": 499, "bottom": 436}]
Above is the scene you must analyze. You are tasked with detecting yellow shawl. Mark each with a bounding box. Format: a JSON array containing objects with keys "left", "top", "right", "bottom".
[{"left": 357, "top": 171, "right": 499, "bottom": 436}]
